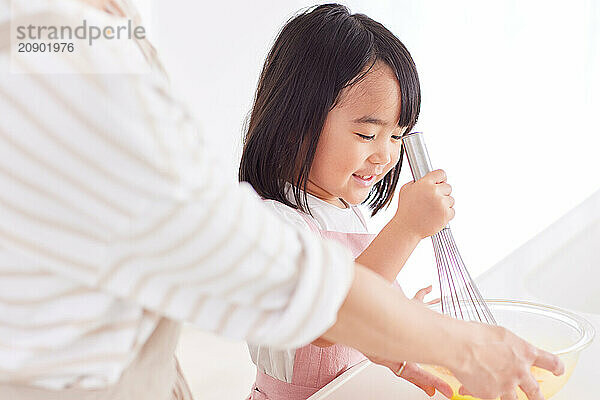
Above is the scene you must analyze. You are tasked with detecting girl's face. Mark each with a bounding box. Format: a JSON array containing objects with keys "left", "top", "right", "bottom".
[{"left": 307, "top": 61, "right": 404, "bottom": 207}]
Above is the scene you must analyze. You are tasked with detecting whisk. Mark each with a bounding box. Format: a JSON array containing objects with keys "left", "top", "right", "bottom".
[{"left": 402, "top": 132, "right": 496, "bottom": 325}]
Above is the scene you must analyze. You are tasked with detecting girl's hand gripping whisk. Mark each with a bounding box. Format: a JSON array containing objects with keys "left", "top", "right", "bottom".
[{"left": 393, "top": 169, "right": 455, "bottom": 240}]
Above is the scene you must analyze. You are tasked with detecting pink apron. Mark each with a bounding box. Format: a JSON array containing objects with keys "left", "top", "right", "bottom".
[
  {"left": 0, "top": 317, "right": 194, "bottom": 400},
  {"left": 247, "top": 205, "right": 377, "bottom": 400}
]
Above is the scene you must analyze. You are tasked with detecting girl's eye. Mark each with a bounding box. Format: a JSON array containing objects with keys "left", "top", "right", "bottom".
[
  {"left": 355, "top": 133, "right": 375, "bottom": 141},
  {"left": 391, "top": 135, "right": 402, "bottom": 140}
]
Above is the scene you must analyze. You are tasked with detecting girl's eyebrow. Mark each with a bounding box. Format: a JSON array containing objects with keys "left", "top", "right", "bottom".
[{"left": 352, "top": 115, "right": 389, "bottom": 126}]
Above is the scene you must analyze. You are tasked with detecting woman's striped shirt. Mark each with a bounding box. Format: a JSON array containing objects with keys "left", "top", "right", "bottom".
[{"left": 0, "top": 0, "right": 354, "bottom": 389}]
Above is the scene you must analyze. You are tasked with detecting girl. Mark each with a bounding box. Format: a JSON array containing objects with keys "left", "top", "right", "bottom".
[{"left": 240, "top": 4, "right": 455, "bottom": 400}]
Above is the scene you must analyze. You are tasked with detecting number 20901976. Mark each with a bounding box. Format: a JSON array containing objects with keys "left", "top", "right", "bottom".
[{"left": 18, "top": 42, "right": 75, "bottom": 53}]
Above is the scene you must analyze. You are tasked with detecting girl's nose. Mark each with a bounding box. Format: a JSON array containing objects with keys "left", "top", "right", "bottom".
[{"left": 369, "top": 142, "right": 392, "bottom": 166}]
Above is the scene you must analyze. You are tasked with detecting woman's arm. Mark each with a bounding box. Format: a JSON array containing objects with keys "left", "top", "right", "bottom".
[{"left": 0, "top": 26, "right": 355, "bottom": 351}]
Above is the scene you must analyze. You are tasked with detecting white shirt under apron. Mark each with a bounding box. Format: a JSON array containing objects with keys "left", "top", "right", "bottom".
[
  {"left": 248, "top": 184, "right": 369, "bottom": 383},
  {"left": 0, "top": 0, "right": 354, "bottom": 390}
]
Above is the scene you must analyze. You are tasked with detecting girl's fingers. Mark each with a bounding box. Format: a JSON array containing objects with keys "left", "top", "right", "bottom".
[
  {"left": 437, "top": 183, "right": 452, "bottom": 196},
  {"left": 413, "top": 285, "right": 433, "bottom": 301},
  {"left": 414, "top": 286, "right": 441, "bottom": 306},
  {"left": 426, "top": 169, "right": 446, "bottom": 184},
  {"left": 447, "top": 207, "right": 456, "bottom": 221},
  {"left": 444, "top": 195, "right": 455, "bottom": 208}
]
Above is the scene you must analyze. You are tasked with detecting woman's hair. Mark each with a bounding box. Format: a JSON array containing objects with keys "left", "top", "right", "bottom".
[{"left": 239, "top": 3, "right": 420, "bottom": 216}]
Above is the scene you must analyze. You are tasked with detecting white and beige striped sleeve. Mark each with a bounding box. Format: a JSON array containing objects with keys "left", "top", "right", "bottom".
[{"left": 0, "top": 8, "right": 354, "bottom": 349}]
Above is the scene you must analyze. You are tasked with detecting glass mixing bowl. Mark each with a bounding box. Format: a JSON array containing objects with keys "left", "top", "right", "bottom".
[{"left": 422, "top": 299, "right": 595, "bottom": 400}]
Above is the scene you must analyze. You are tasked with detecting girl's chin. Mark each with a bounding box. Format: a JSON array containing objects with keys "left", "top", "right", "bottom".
[{"left": 342, "top": 191, "right": 370, "bottom": 206}]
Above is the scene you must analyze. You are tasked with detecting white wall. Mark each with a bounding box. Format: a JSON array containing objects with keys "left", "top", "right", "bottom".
[{"left": 150, "top": 1, "right": 600, "bottom": 296}]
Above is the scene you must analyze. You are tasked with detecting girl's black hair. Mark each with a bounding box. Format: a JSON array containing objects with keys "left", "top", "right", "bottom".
[{"left": 239, "top": 3, "right": 420, "bottom": 216}]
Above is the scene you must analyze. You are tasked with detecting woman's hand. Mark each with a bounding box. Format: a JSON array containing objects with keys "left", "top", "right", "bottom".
[
  {"left": 394, "top": 169, "right": 454, "bottom": 239},
  {"left": 367, "top": 356, "right": 453, "bottom": 398},
  {"left": 450, "top": 322, "right": 565, "bottom": 400}
]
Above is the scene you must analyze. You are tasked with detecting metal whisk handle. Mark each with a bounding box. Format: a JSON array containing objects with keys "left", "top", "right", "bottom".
[{"left": 401, "top": 131, "right": 433, "bottom": 181}]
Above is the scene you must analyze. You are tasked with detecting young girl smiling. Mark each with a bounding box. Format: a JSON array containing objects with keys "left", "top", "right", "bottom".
[{"left": 240, "top": 4, "right": 455, "bottom": 399}]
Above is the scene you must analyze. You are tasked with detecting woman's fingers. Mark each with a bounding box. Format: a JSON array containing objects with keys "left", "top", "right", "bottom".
[
  {"left": 401, "top": 363, "right": 453, "bottom": 399},
  {"left": 461, "top": 376, "right": 544, "bottom": 400},
  {"left": 519, "top": 374, "right": 543, "bottom": 400},
  {"left": 366, "top": 355, "right": 401, "bottom": 372},
  {"left": 533, "top": 348, "right": 565, "bottom": 376},
  {"left": 452, "top": 325, "right": 562, "bottom": 400},
  {"left": 371, "top": 356, "right": 435, "bottom": 397},
  {"left": 500, "top": 390, "right": 518, "bottom": 400},
  {"left": 458, "top": 386, "right": 472, "bottom": 396}
]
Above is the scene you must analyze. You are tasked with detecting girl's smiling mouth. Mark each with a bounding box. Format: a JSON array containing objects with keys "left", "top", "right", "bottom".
[{"left": 352, "top": 173, "right": 375, "bottom": 187}]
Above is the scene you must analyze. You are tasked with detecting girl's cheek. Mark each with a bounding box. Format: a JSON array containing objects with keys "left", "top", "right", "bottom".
[
  {"left": 377, "top": 153, "right": 400, "bottom": 180},
  {"left": 388, "top": 152, "right": 401, "bottom": 169}
]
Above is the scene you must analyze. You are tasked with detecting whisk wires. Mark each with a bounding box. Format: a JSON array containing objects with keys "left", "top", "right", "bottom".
[{"left": 432, "top": 228, "right": 496, "bottom": 325}]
